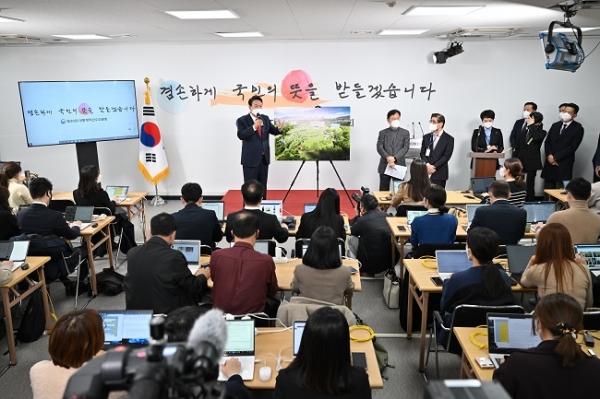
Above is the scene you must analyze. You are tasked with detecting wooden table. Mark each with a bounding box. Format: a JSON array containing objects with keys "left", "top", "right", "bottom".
[
  {"left": 454, "top": 327, "right": 600, "bottom": 380},
  {"left": 246, "top": 327, "right": 383, "bottom": 389},
  {"left": 404, "top": 259, "right": 536, "bottom": 373},
  {"left": 0, "top": 256, "right": 53, "bottom": 367},
  {"left": 79, "top": 216, "right": 115, "bottom": 296},
  {"left": 53, "top": 191, "right": 148, "bottom": 242},
  {"left": 374, "top": 190, "right": 482, "bottom": 209},
  {"left": 544, "top": 189, "right": 568, "bottom": 208}
]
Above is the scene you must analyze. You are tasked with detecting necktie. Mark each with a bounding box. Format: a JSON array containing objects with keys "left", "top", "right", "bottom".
[
  {"left": 560, "top": 124, "right": 567, "bottom": 135},
  {"left": 257, "top": 120, "right": 262, "bottom": 139},
  {"left": 525, "top": 127, "right": 531, "bottom": 143}
]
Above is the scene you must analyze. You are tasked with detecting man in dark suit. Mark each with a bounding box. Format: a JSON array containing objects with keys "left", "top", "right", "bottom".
[
  {"left": 224, "top": 179, "right": 288, "bottom": 243},
  {"left": 125, "top": 213, "right": 210, "bottom": 314},
  {"left": 469, "top": 181, "right": 527, "bottom": 245},
  {"left": 541, "top": 102, "right": 584, "bottom": 191},
  {"left": 236, "top": 95, "right": 284, "bottom": 199},
  {"left": 509, "top": 101, "right": 537, "bottom": 149},
  {"left": 171, "top": 182, "right": 223, "bottom": 249},
  {"left": 592, "top": 133, "right": 600, "bottom": 183},
  {"left": 471, "top": 109, "right": 504, "bottom": 170},
  {"left": 514, "top": 111, "right": 547, "bottom": 201},
  {"left": 376, "top": 109, "right": 410, "bottom": 190},
  {"left": 420, "top": 113, "right": 454, "bottom": 188}
]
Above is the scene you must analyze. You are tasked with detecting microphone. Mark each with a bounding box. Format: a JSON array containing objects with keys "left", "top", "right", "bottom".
[
  {"left": 411, "top": 122, "right": 415, "bottom": 139},
  {"left": 418, "top": 122, "right": 425, "bottom": 137},
  {"left": 477, "top": 125, "right": 483, "bottom": 152},
  {"left": 187, "top": 309, "right": 227, "bottom": 379}
]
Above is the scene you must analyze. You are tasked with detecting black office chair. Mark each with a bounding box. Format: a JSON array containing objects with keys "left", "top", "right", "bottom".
[
  {"left": 48, "top": 199, "right": 75, "bottom": 213},
  {"left": 408, "top": 243, "right": 466, "bottom": 259},
  {"left": 396, "top": 204, "right": 427, "bottom": 217}
]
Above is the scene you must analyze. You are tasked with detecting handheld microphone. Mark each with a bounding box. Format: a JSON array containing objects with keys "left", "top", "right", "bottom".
[
  {"left": 187, "top": 309, "right": 227, "bottom": 379},
  {"left": 418, "top": 122, "right": 425, "bottom": 137}
]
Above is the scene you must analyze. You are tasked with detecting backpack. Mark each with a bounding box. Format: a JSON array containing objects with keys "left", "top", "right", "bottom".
[
  {"left": 96, "top": 268, "right": 125, "bottom": 296},
  {"left": 16, "top": 290, "right": 46, "bottom": 343}
]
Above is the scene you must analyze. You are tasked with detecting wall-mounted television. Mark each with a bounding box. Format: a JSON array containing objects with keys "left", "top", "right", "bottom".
[{"left": 18, "top": 80, "right": 139, "bottom": 147}]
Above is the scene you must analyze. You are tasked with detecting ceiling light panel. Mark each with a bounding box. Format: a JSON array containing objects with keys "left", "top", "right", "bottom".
[{"left": 165, "top": 10, "right": 239, "bottom": 20}]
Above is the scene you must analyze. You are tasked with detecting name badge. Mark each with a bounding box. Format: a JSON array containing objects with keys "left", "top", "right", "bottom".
[{"left": 425, "top": 149, "right": 431, "bottom": 157}]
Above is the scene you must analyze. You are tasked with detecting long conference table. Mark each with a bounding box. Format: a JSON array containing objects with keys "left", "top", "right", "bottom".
[{"left": 374, "top": 190, "right": 483, "bottom": 210}]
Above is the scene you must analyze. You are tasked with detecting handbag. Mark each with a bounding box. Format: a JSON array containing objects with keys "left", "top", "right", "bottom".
[{"left": 383, "top": 268, "right": 400, "bottom": 309}]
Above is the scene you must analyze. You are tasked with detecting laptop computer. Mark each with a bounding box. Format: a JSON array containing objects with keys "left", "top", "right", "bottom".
[
  {"left": 463, "top": 204, "right": 489, "bottom": 230},
  {"left": 218, "top": 319, "right": 256, "bottom": 381},
  {"left": 105, "top": 185, "right": 129, "bottom": 203},
  {"left": 261, "top": 200, "right": 283, "bottom": 222},
  {"left": 574, "top": 244, "right": 600, "bottom": 275},
  {"left": 435, "top": 250, "right": 472, "bottom": 280},
  {"left": 202, "top": 201, "right": 225, "bottom": 223},
  {"left": 0, "top": 240, "right": 30, "bottom": 271},
  {"left": 64, "top": 206, "right": 94, "bottom": 229},
  {"left": 293, "top": 321, "right": 306, "bottom": 356},
  {"left": 172, "top": 239, "right": 201, "bottom": 274},
  {"left": 561, "top": 180, "right": 570, "bottom": 194},
  {"left": 99, "top": 310, "right": 153, "bottom": 348},
  {"left": 506, "top": 245, "right": 536, "bottom": 285},
  {"left": 522, "top": 202, "right": 556, "bottom": 223},
  {"left": 392, "top": 180, "right": 404, "bottom": 193},
  {"left": 487, "top": 313, "right": 542, "bottom": 368},
  {"left": 407, "top": 210, "right": 427, "bottom": 225},
  {"left": 304, "top": 203, "right": 317, "bottom": 213},
  {"left": 471, "top": 177, "right": 496, "bottom": 196}
]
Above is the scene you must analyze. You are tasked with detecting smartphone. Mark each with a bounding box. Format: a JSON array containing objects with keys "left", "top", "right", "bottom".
[
  {"left": 476, "top": 356, "right": 495, "bottom": 369},
  {"left": 396, "top": 225, "right": 406, "bottom": 232},
  {"left": 351, "top": 352, "right": 368, "bottom": 370},
  {"left": 430, "top": 277, "right": 443, "bottom": 286}
]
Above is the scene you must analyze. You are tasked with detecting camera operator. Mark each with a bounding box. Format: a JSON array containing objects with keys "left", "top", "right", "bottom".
[{"left": 348, "top": 194, "right": 395, "bottom": 277}]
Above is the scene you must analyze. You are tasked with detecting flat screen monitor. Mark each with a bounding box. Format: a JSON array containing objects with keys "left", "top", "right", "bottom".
[{"left": 18, "top": 80, "right": 139, "bottom": 147}]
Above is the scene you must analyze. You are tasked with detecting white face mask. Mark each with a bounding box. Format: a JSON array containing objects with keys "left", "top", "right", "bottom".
[
  {"left": 560, "top": 112, "right": 572, "bottom": 122},
  {"left": 483, "top": 122, "right": 493, "bottom": 129},
  {"left": 523, "top": 111, "right": 530, "bottom": 119},
  {"left": 429, "top": 123, "right": 438, "bottom": 132},
  {"left": 390, "top": 120, "right": 401, "bottom": 128},
  {"left": 97, "top": 174, "right": 102, "bottom": 183}
]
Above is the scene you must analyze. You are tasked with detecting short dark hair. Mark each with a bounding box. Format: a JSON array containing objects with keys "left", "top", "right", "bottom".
[
  {"left": 431, "top": 113, "right": 445, "bottom": 128},
  {"left": 302, "top": 226, "right": 342, "bottom": 270},
  {"left": 566, "top": 102, "right": 579, "bottom": 114},
  {"left": 232, "top": 211, "right": 259, "bottom": 239},
  {"left": 360, "top": 194, "right": 379, "bottom": 212},
  {"left": 489, "top": 180, "right": 510, "bottom": 199},
  {"left": 241, "top": 179, "right": 264, "bottom": 205},
  {"left": 181, "top": 182, "right": 202, "bottom": 203},
  {"left": 387, "top": 109, "right": 400, "bottom": 119},
  {"left": 247, "top": 95, "right": 263, "bottom": 107},
  {"left": 566, "top": 178, "right": 591, "bottom": 200},
  {"left": 530, "top": 111, "right": 543, "bottom": 124},
  {"left": 524, "top": 102, "right": 537, "bottom": 111},
  {"left": 559, "top": 102, "right": 569, "bottom": 109},
  {"left": 480, "top": 109, "right": 495, "bottom": 121},
  {"left": 165, "top": 306, "right": 208, "bottom": 342},
  {"left": 49, "top": 309, "right": 104, "bottom": 368},
  {"left": 424, "top": 185, "right": 447, "bottom": 209},
  {"left": 151, "top": 212, "right": 177, "bottom": 236},
  {"left": 29, "top": 177, "right": 53, "bottom": 200}
]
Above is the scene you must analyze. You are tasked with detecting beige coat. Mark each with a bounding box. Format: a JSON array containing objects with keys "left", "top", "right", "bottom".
[
  {"left": 545, "top": 200, "right": 600, "bottom": 244},
  {"left": 291, "top": 263, "right": 354, "bottom": 306},
  {"left": 390, "top": 183, "right": 423, "bottom": 208}
]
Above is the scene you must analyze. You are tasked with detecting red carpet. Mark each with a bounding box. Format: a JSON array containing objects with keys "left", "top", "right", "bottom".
[{"left": 221, "top": 189, "right": 361, "bottom": 216}]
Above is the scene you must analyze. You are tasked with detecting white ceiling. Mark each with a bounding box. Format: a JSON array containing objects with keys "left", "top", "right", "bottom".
[{"left": 0, "top": 0, "right": 599, "bottom": 45}]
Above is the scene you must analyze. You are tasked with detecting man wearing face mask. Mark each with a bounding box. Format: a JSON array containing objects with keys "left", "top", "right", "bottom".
[
  {"left": 376, "top": 109, "right": 411, "bottom": 190},
  {"left": 420, "top": 113, "right": 454, "bottom": 188},
  {"left": 509, "top": 102, "right": 537, "bottom": 150},
  {"left": 514, "top": 112, "right": 547, "bottom": 201},
  {"left": 236, "top": 95, "right": 284, "bottom": 199},
  {"left": 470, "top": 109, "right": 504, "bottom": 170},
  {"left": 541, "top": 103, "right": 584, "bottom": 193}
]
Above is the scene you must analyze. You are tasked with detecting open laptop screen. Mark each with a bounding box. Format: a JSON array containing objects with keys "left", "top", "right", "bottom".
[
  {"left": 574, "top": 245, "right": 600, "bottom": 271},
  {"left": 202, "top": 201, "right": 225, "bottom": 221},
  {"left": 522, "top": 202, "right": 555, "bottom": 223},
  {"left": 261, "top": 200, "right": 283, "bottom": 221},
  {"left": 171, "top": 240, "right": 201, "bottom": 265},
  {"left": 435, "top": 250, "right": 472, "bottom": 274},
  {"left": 407, "top": 210, "right": 427, "bottom": 225},
  {"left": 224, "top": 319, "right": 255, "bottom": 356},
  {"left": 105, "top": 186, "right": 129, "bottom": 198},
  {"left": 304, "top": 203, "right": 317, "bottom": 213},
  {"left": 100, "top": 310, "right": 153, "bottom": 347},
  {"left": 392, "top": 180, "right": 403, "bottom": 193},
  {"left": 64, "top": 206, "right": 94, "bottom": 222},
  {"left": 487, "top": 313, "right": 541, "bottom": 353},
  {"left": 471, "top": 177, "right": 496, "bottom": 195},
  {"left": 506, "top": 245, "right": 536, "bottom": 275},
  {"left": 293, "top": 321, "right": 306, "bottom": 356},
  {"left": 466, "top": 204, "right": 489, "bottom": 223}
]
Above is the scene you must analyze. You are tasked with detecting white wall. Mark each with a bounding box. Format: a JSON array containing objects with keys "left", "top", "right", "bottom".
[{"left": 1, "top": 38, "right": 599, "bottom": 195}]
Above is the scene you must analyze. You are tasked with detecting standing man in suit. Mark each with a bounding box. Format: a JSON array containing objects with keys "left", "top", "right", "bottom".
[
  {"left": 592, "top": 133, "right": 600, "bottom": 183},
  {"left": 376, "top": 109, "right": 410, "bottom": 190},
  {"left": 509, "top": 102, "right": 537, "bottom": 150},
  {"left": 171, "top": 182, "right": 223, "bottom": 250},
  {"left": 125, "top": 213, "right": 210, "bottom": 314},
  {"left": 541, "top": 103, "right": 584, "bottom": 191},
  {"left": 471, "top": 109, "right": 504, "bottom": 170},
  {"left": 236, "top": 95, "right": 284, "bottom": 199},
  {"left": 514, "top": 112, "right": 547, "bottom": 201},
  {"left": 420, "top": 113, "right": 454, "bottom": 188},
  {"left": 469, "top": 181, "right": 527, "bottom": 245},
  {"left": 224, "top": 179, "right": 289, "bottom": 243}
]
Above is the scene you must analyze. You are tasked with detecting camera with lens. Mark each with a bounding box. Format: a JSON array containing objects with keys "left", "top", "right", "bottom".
[{"left": 351, "top": 186, "right": 371, "bottom": 211}]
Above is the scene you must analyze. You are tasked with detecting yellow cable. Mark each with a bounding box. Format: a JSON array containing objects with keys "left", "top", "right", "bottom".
[
  {"left": 420, "top": 257, "right": 438, "bottom": 269},
  {"left": 349, "top": 325, "right": 376, "bottom": 342},
  {"left": 470, "top": 325, "right": 488, "bottom": 349}
]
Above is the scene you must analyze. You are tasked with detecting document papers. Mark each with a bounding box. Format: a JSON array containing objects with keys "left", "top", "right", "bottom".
[{"left": 384, "top": 165, "right": 407, "bottom": 180}]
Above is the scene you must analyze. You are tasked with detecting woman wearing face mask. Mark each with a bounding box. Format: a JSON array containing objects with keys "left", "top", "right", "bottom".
[
  {"left": 470, "top": 110, "right": 504, "bottom": 170},
  {"left": 500, "top": 158, "right": 527, "bottom": 207},
  {"left": 0, "top": 161, "right": 33, "bottom": 213},
  {"left": 514, "top": 111, "right": 547, "bottom": 202},
  {"left": 376, "top": 109, "right": 410, "bottom": 191}
]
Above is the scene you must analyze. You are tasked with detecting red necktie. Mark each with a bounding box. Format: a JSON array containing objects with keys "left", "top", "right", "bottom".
[{"left": 257, "top": 124, "right": 262, "bottom": 138}]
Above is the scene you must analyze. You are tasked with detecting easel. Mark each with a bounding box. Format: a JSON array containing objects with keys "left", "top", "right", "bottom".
[{"left": 282, "top": 159, "right": 354, "bottom": 207}]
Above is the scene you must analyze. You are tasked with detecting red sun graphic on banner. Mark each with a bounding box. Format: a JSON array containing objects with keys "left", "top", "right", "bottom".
[{"left": 281, "top": 70, "right": 313, "bottom": 103}]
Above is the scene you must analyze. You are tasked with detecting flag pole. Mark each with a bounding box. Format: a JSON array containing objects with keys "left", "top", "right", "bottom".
[{"left": 150, "top": 184, "right": 166, "bottom": 206}]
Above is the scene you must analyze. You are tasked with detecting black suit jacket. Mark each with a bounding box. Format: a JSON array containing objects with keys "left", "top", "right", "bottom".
[
  {"left": 0, "top": 210, "right": 20, "bottom": 240},
  {"left": 295, "top": 212, "right": 346, "bottom": 240},
  {"left": 514, "top": 124, "right": 547, "bottom": 172},
  {"left": 225, "top": 208, "right": 289, "bottom": 243},
  {"left": 470, "top": 127, "right": 504, "bottom": 169},
  {"left": 509, "top": 118, "right": 526, "bottom": 149},
  {"left": 17, "top": 203, "right": 80, "bottom": 240},
  {"left": 236, "top": 114, "right": 281, "bottom": 167},
  {"left": 124, "top": 236, "right": 208, "bottom": 314},
  {"left": 469, "top": 200, "right": 527, "bottom": 245},
  {"left": 171, "top": 204, "right": 223, "bottom": 249},
  {"left": 541, "top": 120, "right": 584, "bottom": 181},
  {"left": 349, "top": 210, "right": 393, "bottom": 274},
  {"left": 73, "top": 189, "right": 116, "bottom": 214},
  {"left": 420, "top": 131, "right": 454, "bottom": 181},
  {"left": 593, "top": 133, "right": 600, "bottom": 167}
]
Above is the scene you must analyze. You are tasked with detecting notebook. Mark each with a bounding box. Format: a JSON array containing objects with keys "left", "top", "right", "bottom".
[
  {"left": 218, "top": 319, "right": 256, "bottom": 381},
  {"left": 407, "top": 210, "right": 427, "bottom": 225},
  {"left": 293, "top": 321, "right": 306, "bottom": 356},
  {"left": 435, "top": 250, "right": 472, "bottom": 280},
  {"left": 506, "top": 245, "right": 536, "bottom": 285},
  {"left": 487, "top": 313, "right": 542, "bottom": 368},
  {"left": 471, "top": 177, "right": 496, "bottom": 196},
  {"left": 0, "top": 241, "right": 30, "bottom": 271},
  {"left": 522, "top": 202, "right": 556, "bottom": 223},
  {"left": 100, "top": 310, "right": 153, "bottom": 348},
  {"left": 463, "top": 204, "right": 489, "bottom": 229},
  {"left": 574, "top": 244, "right": 600, "bottom": 273},
  {"left": 64, "top": 206, "right": 94, "bottom": 229},
  {"left": 261, "top": 200, "right": 283, "bottom": 222},
  {"left": 105, "top": 185, "right": 129, "bottom": 202},
  {"left": 304, "top": 203, "right": 317, "bottom": 213},
  {"left": 203, "top": 201, "right": 225, "bottom": 222},
  {"left": 172, "top": 240, "right": 201, "bottom": 274}
]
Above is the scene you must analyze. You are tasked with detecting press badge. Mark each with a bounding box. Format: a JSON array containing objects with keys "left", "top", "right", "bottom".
[{"left": 425, "top": 149, "right": 431, "bottom": 157}]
